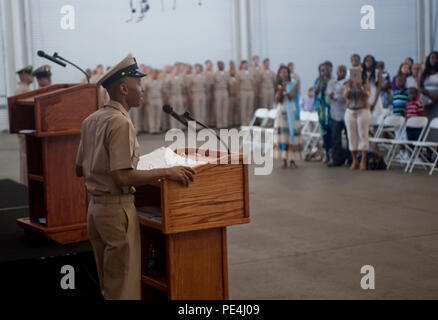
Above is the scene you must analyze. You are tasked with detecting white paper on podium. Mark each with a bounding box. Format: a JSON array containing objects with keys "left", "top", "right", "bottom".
[{"left": 137, "top": 147, "right": 206, "bottom": 171}]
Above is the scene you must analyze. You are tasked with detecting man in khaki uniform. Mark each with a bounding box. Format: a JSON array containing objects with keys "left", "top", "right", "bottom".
[
  {"left": 259, "top": 58, "right": 276, "bottom": 109},
  {"left": 236, "top": 60, "right": 255, "bottom": 125},
  {"left": 143, "top": 69, "right": 164, "bottom": 133},
  {"left": 160, "top": 64, "right": 172, "bottom": 131},
  {"left": 166, "top": 67, "right": 185, "bottom": 129},
  {"left": 188, "top": 64, "right": 208, "bottom": 124},
  {"left": 229, "top": 61, "right": 239, "bottom": 126},
  {"left": 33, "top": 65, "right": 52, "bottom": 88},
  {"left": 15, "top": 65, "right": 33, "bottom": 95},
  {"left": 183, "top": 64, "right": 193, "bottom": 114},
  {"left": 203, "top": 60, "right": 215, "bottom": 127},
  {"left": 213, "top": 61, "right": 230, "bottom": 128},
  {"left": 249, "top": 56, "right": 262, "bottom": 109},
  {"left": 75, "top": 54, "right": 195, "bottom": 300},
  {"left": 14, "top": 66, "right": 34, "bottom": 186}
]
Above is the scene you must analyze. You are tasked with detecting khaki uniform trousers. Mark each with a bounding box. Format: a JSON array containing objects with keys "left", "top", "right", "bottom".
[
  {"left": 229, "top": 95, "right": 239, "bottom": 126},
  {"left": 262, "top": 87, "right": 275, "bottom": 109},
  {"left": 192, "top": 92, "right": 207, "bottom": 124},
  {"left": 214, "top": 89, "right": 229, "bottom": 128},
  {"left": 88, "top": 194, "right": 141, "bottom": 300},
  {"left": 147, "top": 98, "right": 163, "bottom": 133},
  {"left": 239, "top": 89, "right": 255, "bottom": 126}
]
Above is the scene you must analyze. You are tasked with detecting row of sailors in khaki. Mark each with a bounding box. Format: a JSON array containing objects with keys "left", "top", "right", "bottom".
[{"left": 128, "top": 60, "right": 278, "bottom": 133}]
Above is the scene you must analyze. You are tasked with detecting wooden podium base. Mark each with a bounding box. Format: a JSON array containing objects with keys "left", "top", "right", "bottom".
[{"left": 16, "top": 218, "right": 89, "bottom": 244}]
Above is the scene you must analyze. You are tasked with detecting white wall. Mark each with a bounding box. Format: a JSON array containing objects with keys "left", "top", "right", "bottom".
[
  {"left": 29, "top": 0, "right": 235, "bottom": 83},
  {"left": 252, "top": 0, "right": 418, "bottom": 93},
  {"left": 1, "top": 0, "right": 430, "bottom": 95}
]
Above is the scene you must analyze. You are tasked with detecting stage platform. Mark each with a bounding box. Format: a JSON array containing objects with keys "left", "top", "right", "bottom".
[{"left": 0, "top": 179, "right": 101, "bottom": 299}]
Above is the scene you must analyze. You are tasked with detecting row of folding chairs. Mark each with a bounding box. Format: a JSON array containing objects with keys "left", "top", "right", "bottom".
[{"left": 369, "top": 114, "right": 438, "bottom": 175}]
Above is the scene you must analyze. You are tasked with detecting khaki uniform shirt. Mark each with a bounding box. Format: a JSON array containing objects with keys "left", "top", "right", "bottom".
[
  {"left": 213, "top": 71, "right": 230, "bottom": 91},
  {"left": 168, "top": 76, "right": 185, "bottom": 96},
  {"left": 14, "top": 82, "right": 30, "bottom": 95},
  {"left": 260, "top": 69, "right": 277, "bottom": 90},
  {"left": 188, "top": 73, "right": 207, "bottom": 93},
  {"left": 144, "top": 79, "right": 164, "bottom": 99},
  {"left": 203, "top": 71, "right": 215, "bottom": 91},
  {"left": 76, "top": 100, "right": 140, "bottom": 196},
  {"left": 236, "top": 70, "right": 254, "bottom": 91}
]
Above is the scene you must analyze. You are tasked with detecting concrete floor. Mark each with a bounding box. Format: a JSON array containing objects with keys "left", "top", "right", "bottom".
[{"left": 1, "top": 132, "right": 437, "bottom": 299}]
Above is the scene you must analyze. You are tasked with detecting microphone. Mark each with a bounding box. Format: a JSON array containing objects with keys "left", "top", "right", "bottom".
[
  {"left": 37, "top": 50, "right": 67, "bottom": 67},
  {"left": 183, "top": 112, "right": 231, "bottom": 155},
  {"left": 162, "top": 105, "right": 188, "bottom": 127}
]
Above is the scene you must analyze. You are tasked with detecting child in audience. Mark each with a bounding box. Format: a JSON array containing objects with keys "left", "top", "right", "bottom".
[
  {"left": 392, "top": 75, "right": 409, "bottom": 116},
  {"left": 300, "top": 87, "right": 314, "bottom": 112},
  {"left": 405, "top": 87, "right": 425, "bottom": 140}
]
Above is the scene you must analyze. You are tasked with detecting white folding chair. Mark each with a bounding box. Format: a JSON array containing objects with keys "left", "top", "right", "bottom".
[
  {"left": 240, "top": 108, "right": 275, "bottom": 154},
  {"left": 369, "top": 115, "right": 406, "bottom": 162},
  {"left": 300, "top": 111, "right": 312, "bottom": 135},
  {"left": 302, "top": 112, "right": 322, "bottom": 154},
  {"left": 370, "top": 108, "right": 391, "bottom": 138},
  {"left": 240, "top": 108, "right": 269, "bottom": 132},
  {"left": 385, "top": 116, "right": 428, "bottom": 171},
  {"left": 408, "top": 118, "right": 438, "bottom": 175}
]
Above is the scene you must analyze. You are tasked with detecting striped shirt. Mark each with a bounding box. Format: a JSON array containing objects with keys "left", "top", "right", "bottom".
[
  {"left": 392, "top": 89, "right": 409, "bottom": 116},
  {"left": 405, "top": 99, "right": 424, "bottom": 119}
]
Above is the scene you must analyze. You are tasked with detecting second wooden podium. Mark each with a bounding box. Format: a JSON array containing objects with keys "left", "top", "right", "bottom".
[
  {"left": 8, "top": 84, "right": 99, "bottom": 244},
  {"left": 135, "top": 148, "right": 250, "bottom": 300}
]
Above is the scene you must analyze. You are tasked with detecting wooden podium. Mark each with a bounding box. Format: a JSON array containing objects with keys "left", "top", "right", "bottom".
[
  {"left": 8, "top": 84, "right": 99, "bottom": 244},
  {"left": 136, "top": 148, "right": 250, "bottom": 300}
]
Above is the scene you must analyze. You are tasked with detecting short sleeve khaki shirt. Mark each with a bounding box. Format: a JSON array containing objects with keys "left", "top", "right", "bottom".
[{"left": 76, "top": 100, "right": 140, "bottom": 196}]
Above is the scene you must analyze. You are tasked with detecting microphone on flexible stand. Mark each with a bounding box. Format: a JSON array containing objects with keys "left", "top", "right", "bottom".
[
  {"left": 53, "top": 52, "right": 90, "bottom": 83},
  {"left": 162, "top": 104, "right": 188, "bottom": 127},
  {"left": 37, "top": 50, "right": 67, "bottom": 67},
  {"left": 183, "top": 111, "right": 231, "bottom": 155}
]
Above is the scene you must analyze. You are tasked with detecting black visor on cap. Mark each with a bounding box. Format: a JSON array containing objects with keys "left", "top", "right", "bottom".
[
  {"left": 102, "top": 63, "right": 147, "bottom": 88},
  {"left": 35, "top": 71, "right": 52, "bottom": 79}
]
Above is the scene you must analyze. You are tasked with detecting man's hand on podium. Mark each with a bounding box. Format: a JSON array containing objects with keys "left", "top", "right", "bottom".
[{"left": 165, "top": 166, "right": 196, "bottom": 187}]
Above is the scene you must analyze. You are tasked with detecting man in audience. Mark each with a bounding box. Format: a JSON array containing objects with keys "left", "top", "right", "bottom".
[
  {"left": 300, "top": 87, "right": 314, "bottom": 112},
  {"left": 327, "top": 65, "right": 348, "bottom": 167}
]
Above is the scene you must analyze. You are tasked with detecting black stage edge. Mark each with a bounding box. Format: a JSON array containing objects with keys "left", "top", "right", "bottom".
[{"left": 0, "top": 179, "right": 102, "bottom": 300}]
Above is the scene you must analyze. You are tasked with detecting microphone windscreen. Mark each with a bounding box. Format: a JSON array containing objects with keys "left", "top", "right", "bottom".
[
  {"left": 163, "top": 104, "right": 173, "bottom": 114},
  {"left": 37, "top": 50, "right": 45, "bottom": 57}
]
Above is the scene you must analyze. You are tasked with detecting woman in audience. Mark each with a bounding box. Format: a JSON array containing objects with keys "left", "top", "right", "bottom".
[
  {"left": 391, "top": 62, "right": 411, "bottom": 90},
  {"left": 420, "top": 51, "right": 438, "bottom": 141},
  {"left": 376, "top": 61, "right": 392, "bottom": 109},
  {"left": 274, "top": 65, "right": 302, "bottom": 169},
  {"left": 344, "top": 80, "right": 371, "bottom": 171},
  {"left": 406, "top": 63, "right": 421, "bottom": 89},
  {"left": 362, "top": 55, "right": 383, "bottom": 134}
]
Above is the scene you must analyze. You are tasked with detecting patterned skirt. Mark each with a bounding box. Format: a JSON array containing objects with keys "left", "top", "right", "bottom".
[{"left": 273, "top": 102, "right": 303, "bottom": 161}]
